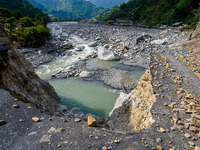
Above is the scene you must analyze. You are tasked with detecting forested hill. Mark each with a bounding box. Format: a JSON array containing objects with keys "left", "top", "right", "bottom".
[
  {"left": 0, "top": 0, "right": 47, "bottom": 18},
  {"left": 27, "top": 0, "right": 103, "bottom": 19},
  {"left": 103, "top": 0, "right": 200, "bottom": 27},
  {"left": 86, "top": 0, "right": 128, "bottom": 8}
]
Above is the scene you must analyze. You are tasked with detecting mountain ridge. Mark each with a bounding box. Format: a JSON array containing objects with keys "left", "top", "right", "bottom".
[
  {"left": 27, "top": 0, "right": 104, "bottom": 19},
  {"left": 86, "top": 0, "right": 128, "bottom": 8}
]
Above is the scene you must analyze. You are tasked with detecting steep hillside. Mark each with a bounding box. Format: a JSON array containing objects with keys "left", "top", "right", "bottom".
[
  {"left": 86, "top": 0, "right": 128, "bottom": 8},
  {"left": 104, "top": 0, "right": 200, "bottom": 26},
  {"left": 0, "top": 0, "right": 47, "bottom": 18},
  {"left": 27, "top": 0, "right": 103, "bottom": 19}
]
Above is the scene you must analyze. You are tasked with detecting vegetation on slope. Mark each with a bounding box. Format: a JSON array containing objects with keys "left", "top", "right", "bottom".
[
  {"left": 87, "top": 0, "right": 128, "bottom": 8},
  {"left": 97, "top": 0, "right": 200, "bottom": 27},
  {"left": 27, "top": 0, "right": 104, "bottom": 19},
  {"left": 0, "top": 0, "right": 48, "bottom": 18},
  {"left": 0, "top": 7, "right": 50, "bottom": 47}
]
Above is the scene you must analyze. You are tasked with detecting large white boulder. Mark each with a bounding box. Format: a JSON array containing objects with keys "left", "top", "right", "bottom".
[
  {"left": 79, "top": 71, "right": 91, "bottom": 78},
  {"left": 150, "top": 39, "right": 167, "bottom": 45},
  {"left": 97, "top": 46, "right": 120, "bottom": 61}
]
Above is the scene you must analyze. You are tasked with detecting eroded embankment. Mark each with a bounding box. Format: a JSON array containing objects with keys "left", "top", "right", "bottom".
[
  {"left": 0, "top": 27, "right": 61, "bottom": 115},
  {"left": 108, "top": 68, "right": 157, "bottom": 131}
]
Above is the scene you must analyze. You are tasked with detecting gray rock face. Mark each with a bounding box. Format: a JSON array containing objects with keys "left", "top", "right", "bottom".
[
  {"left": 0, "top": 28, "right": 61, "bottom": 115},
  {"left": 98, "top": 46, "right": 120, "bottom": 61}
]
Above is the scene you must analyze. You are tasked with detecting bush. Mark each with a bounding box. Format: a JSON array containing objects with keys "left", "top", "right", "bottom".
[
  {"left": 19, "top": 17, "right": 34, "bottom": 28},
  {"left": 13, "top": 10, "right": 22, "bottom": 20},
  {"left": 16, "top": 25, "right": 50, "bottom": 47},
  {"left": 0, "top": 7, "right": 11, "bottom": 18}
]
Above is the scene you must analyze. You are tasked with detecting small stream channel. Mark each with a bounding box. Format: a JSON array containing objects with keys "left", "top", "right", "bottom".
[{"left": 35, "top": 22, "right": 145, "bottom": 118}]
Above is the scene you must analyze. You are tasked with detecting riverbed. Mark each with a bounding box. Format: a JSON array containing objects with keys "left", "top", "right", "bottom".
[{"left": 23, "top": 22, "right": 188, "bottom": 118}]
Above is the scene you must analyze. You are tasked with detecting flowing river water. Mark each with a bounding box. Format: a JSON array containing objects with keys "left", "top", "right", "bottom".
[{"left": 35, "top": 23, "right": 145, "bottom": 118}]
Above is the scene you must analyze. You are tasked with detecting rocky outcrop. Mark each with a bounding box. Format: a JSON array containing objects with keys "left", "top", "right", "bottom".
[
  {"left": 107, "top": 68, "right": 156, "bottom": 131},
  {"left": 181, "top": 21, "right": 200, "bottom": 74},
  {"left": 0, "top": 27, "right": 60, "bottom": 115}
]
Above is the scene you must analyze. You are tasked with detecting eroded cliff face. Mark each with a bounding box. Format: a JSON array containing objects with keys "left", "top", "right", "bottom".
[
  {"left": 0, "top": 28, "right": 60, "bottom": 115},
  {"left": 108, "top": 68, "right": 156, "bottom": 131}
]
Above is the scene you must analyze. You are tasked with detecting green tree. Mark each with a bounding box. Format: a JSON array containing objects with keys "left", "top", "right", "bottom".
[
  {"left": 19, "top": 17, "right": 34, "bottom": 28},
  {"left": 0, "top": 7, "right": 11, "bottom": 17},
  {"left": 5, "top": 16, "right": 16, "bottom": 32},
  {"left": 13, "top": 10, "right": 22, "bottom": 20}
]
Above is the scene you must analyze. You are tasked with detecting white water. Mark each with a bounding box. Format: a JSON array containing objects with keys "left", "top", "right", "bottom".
[{"left": 35, "top": 23, "right": 96, "bottom": 80}]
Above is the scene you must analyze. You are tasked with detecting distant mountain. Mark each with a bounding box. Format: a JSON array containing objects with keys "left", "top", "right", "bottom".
[
  {"left": 0, "top": 0, "right": 47, "bottom": 18},
  {"left": 86, "top": 0, "right": 128, "bottom": 8},
  {"left": 27, "top": 0, "right": 103, "bottom": 19}
]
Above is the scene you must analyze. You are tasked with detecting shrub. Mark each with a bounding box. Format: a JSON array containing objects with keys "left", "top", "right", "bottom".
[
  {"left": 19, "top": 17, "right": 34, "bottom": 28},
  {"left": 16, "top": 25, "right": 50, "bottom": 47},
  {"left": 0, "top": 7, "right": 11, "bottom": 18}
]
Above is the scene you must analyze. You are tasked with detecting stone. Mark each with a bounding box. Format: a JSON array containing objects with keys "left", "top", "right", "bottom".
[
  {"left": 60, "top": 128, "right": 65, "bottom": 132},
  {"left": 156, "top": 145, "right": 163, "bottom": 150},
  {"left": 62, "top": 42, "right": 73, "bottom": 49},
  {"left": 102, "top": 146, "right": 108, "bottom": 150},
  {"left": 12, "top": 103, "right": 19, "bottom": 108},
  {"left": 87, "top": 145, "right": 92, "bottom": 148},
  {"left": 184, "top": 133, "right": 191, "bottom": 138},
  {"left": 79, "top": 71, "right": 91, "bottom": 78},
  {"left": 190, "top": 118, "right": 200, "bottom": 127},
  {"left": 19, "top": 119, "right": 23, "bottom": 122},
  {"left": 195, "top": 146, "right": 200, "bottom": 150},
  {"left": 151, "top": 39, "right": 167, "bottom": 45},
  {"left": 0, "top": 120, "right": 6, "bottom": 125},
  {"left": 159, "top": 127, "right": 166, "bottom": 133},
  {"left": 88, "top": 41, "right": 98, "bottom": 47},
  {"left": 88, "top": 116, "right": 96, "bottom": 127},
  {"left": 75, "top": 118, "right": 81, "bottom": 122},
  {"left": 75, "top": 46, "right": 85, "bottom": 52},
  {"left": 156, "top": 138, "right": 162, "bottom": 142},
  {"left": 32, "top": 117, "right": 40, "bottom": 122},
  {"left": 136, "top": 35, "right": 152, "bottom": 44},
  {"left": 98, "top": 46, "right": 120, "bottom": 61},
  {"left": 188, "top": 141, "right": 195, "bottom": 148},
  {"left": 57, "top": 144, "right": 61, "bottom": 148}
]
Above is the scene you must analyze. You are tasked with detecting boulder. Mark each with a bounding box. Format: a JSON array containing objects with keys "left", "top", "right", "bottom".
[
  {"left": 58, "top": 35, "right": 67, "bottom": 41},
  {"left": 98, "top": 46, "right": 120, "bottom": 61},
  {"left": 87, "top": 116, "right": 96, "bottom": 127},
  {"left": 79, "top": 71, "right": 91, "bottom": 78},
  {"left": 88, "top": 41, "right": 98, "bottom": 47},
  {"left": 75, "top": 46, "right": 85, "bottom": 52},
  {"left": 75, "top": 118, "right": 81, "bottom": 122},
  {"left": 136, "top": 35, "right": 152, "bottom": 44},
  {"left": 62, "top": 42, "right": 73, "bottom": 49},
  {"left": 150, "top": 39, "right": 167, "bottom": 45},
  {"left": 32, "top": 117, "right": 40, "bottom": 122},
  {"left": 0, "top": 120, "right": 6, "bottom": 125}
]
